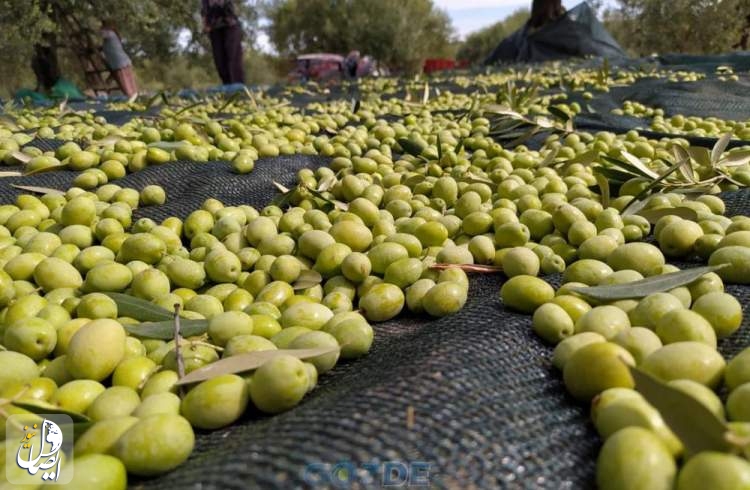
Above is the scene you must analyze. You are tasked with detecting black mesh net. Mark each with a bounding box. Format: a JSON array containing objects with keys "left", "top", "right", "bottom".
[
  {"left": 4, "top": 55, "right": 750, "bottom": 488},
  {"left": 0, "top": 151, "right": 747, "bottom": 489}
]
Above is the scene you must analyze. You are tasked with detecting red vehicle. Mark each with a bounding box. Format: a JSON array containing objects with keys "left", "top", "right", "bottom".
[{"left": 288, "top": 54, "right": 344, "bottom": 83}]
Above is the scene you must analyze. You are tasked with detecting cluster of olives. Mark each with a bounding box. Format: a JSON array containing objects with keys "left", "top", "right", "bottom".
[
  {"left": 614, "top": 100, "right": 750, "bottom": 140},
  {"left": 0, "top": 58, "right": 749, "bottom": 488}
]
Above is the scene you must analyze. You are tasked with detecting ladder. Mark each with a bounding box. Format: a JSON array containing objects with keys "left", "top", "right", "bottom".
[{"left": 54, "top": 9, "right": 122, "bottom": 96}]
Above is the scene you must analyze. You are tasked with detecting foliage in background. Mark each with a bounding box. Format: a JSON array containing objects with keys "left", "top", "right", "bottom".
[
  {"left": 0, "top": 0, "right": 270, "bottom": 98},
  {"left": 265, "top": 0, "right": 456, "bottom": 74},
  {"left": 602, "top": 0, "right": 750, "bottom": 56},
  {"left": 455, "top": 9, "right": 529, "bottom": 64}
]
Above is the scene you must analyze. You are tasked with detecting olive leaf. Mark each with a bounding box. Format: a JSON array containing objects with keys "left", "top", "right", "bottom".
[
  {"left": 628, "top": 366, "right": 731, "bottom": 457},
  {"left": 305, "top": 187, "right": 348, "bottom": 211},
  {"left": 711, "top": 132, "right": 733, "bottom": 166},
  {"left": 422, "top": 81, "right": 430, "bottom": 105},
  {"left": 430, "top": 263, "right": 502, "bottom": 273},
  {"left": 567, "top": 265, "right": 727, "bottom": 300},
  {"left": 244, "top": 87, "right": 258, "bottom": 109},
  {"left": 147, "top": 141, "right": 187, "bottom": 151},
  {"left": 174, "top": 100, "right": 208, "bottom": 116},
  {"left": 272, "top": 181, "right": 291, "bottom": 194},
  {"left": 0, "top": 171, "right": 23, "bottom": 177},
  {"left": 24, "top": 162, "right": 70, "bottom": 177},
  {"left": 619, "top": 151, "right": 660, "bottom": 179},
  {"left": 104, "top": 292, "right": 174, "bottom": 321},
  {"left": 9, "top": 151, "right": 32, "bottom": 164},
  {"left": 436, "top": 132, "right": 443, "bottom": 163},
  {"left": 454, "top": 137, "right": 465, "bottom": 155},
  {"left": 687, "top": 146, "right": 712, "bottom": 167},
  {"left": 594, "top": 171, "right": 610, "bottom": 208},
  {"left": 538, "top": 147, "right": 559, "bottom": 168},
  {"left": 11, "top": 400, "right": 91, "bottom": 423},
  {"left": 174, "top": 346, "right": 341, "bottom": 386},
  {"left": 10, "top": 184, "right": 64, "bottom": 195},
  {"left": 397, "top": 138, "right": 426, "bottom": 158},
  {"left": 593, "top": 166, "right": 639, "bottom": 184},
  {"left": 145, "top": 91, "right": 166, "bottom": 109},
  {"left": 292, "top": 269, "right": 323, "bottom": 290},
  {"left": 351, "top": 97, "right": 360, "bottom": 114},
  {"left": 720, "top": 149, "right": 750, "bottom": 168},
  {"left": 124, "top": 319, "right": 209, "bottom": 340},
  {"left": 547, "top": 105, "right": 570, "bottom": 123},
  {"left": 636, "top": 206, "right": 699, "bottom": 224},
  {"left": 316, "top": 175, "right": 337, "bottom": 192},
  {"left": 621, "top": 153, "right": 689, "bottom": 214}
]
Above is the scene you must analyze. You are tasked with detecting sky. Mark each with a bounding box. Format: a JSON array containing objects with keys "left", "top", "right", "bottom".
[
  {"left": 435, "top": 0, "right": 589, "bottom": 39},
  {"left": 255, "top": 0, "right": 611, "bottom": 52}
]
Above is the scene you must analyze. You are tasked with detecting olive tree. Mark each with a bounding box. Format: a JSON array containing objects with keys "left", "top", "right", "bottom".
[{"left": 265, "top": 0, "right": 455, "bottom": 74}]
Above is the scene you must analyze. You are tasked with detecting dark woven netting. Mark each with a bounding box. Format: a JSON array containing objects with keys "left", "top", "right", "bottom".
[{"left": 0, "top": 152, "right": 748, "bottom": 489}]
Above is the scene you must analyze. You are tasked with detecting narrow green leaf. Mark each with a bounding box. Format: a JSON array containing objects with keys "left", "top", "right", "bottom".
[
  {"left": 622, "top": 156, "right": 688, "bottom": 214},
  {"left": 429, "top": 263, "right": 503, "bottom": 273},
  {"left": 147, "top": 141, "right": 186, "bottom": 151},
  {"left": 711, "top": 132, "right": 733, "bottom": 165},
  {"left": 619, "top": 151, "right": 660, "bottom": 179},
  {"left": 548, "top": 105, "right": 570, "bottom": 122},
  {"left": 124, "top": 319, "right": 208, "bottom": 340},
  {"left": 539, "top": 148, "right": 559, "bottom": 168},
  {"left": 10, "top": 185, "right": 63, "bottom": 195},
  {"left": 306, "top": 187, "right": 348, "bottom": 211},
  {"left": 0, "top": 171, "right": 23, "bottom": 177},
  {"left": 564, "top": 149, "right": 598, "bottom": 166},
  {"left": 174, "top": 346, "right": 341, "bottom": 385},
  {"left": 454, "top": 138, "right": 465, "bottom": 155},
  {"left": 719, "top": 149, "right": 750, "bottom": 168},
  {"left": 316, "top": 175, "right": 337, "bottom": 192},
  {"left": 11, "top": 401, "right": 91, "bottom": 423},
  {"left": 272, "top": 181, "right": 291, "bottom": 194},
  {"left": 594, "top": 172, "right": 610, "bottom": 208},
  {"left": 629, "top": 366, "right": 731, "bottom": 457},
  {"left": 397, "top": 138, "right": 426, "bottom": 158},
  {"left": 637, "top": 206, "right": 699, "bottom": 224},
  {"left": 568, "top": 265, "right": 727, "bottom": 300},
  {"left": 593, "top": 166, "right": 639, "bottom": 184},
  {"left": 292, "top": 269, "right": 323, "bottom": 290},
  {"left": 9, "top": 151, "right": 32, "bottom": 164},
  {"left": 104, "top": 292, "right": 173, "bottom": 321},
  {"left": 23, "top": 163, "right": 69, "bottom": 176},
  {"left": 436, "top": 133, "right": 443, "bottom": 163},
  {"left": 217, "top": 91, "right": 243, "bottom": 113},
  {"left": 145, "top": 91, "right": 164, "bottom": 109},
  {"left": 686, "top": 146, "right": 711, "bottom": 167},
  {"left": 351, "top": 98, "right": 360, "bottom": 114},
  {"left": 175, "top": 100, "right": 208, "bottom": 116},
  {"left": 244, "top": 87, "right": 258, "bottom": 109}
]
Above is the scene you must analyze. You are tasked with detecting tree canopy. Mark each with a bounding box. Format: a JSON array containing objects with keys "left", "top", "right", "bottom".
[
  {"left": 604, "top": 0, "right": 750, "bottom": 55},
  {"left": 265, "top": 0, "right": 455, "bottom": 73}
]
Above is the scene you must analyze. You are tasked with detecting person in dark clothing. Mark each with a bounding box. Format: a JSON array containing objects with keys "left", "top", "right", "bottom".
[
  {"left": 31, "top": 35, "right": 60, "bottom": 93},
  {"left": 529, "top": 0, "right": 565, "bottom": 30},
  {"left": 201, "top": 0, "right": 245, "bottom": 85}
]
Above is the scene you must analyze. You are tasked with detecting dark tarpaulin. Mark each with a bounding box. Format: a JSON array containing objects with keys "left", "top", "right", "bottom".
[{"left": 485, "top": 2, "right": 626, "bottom": 65}]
